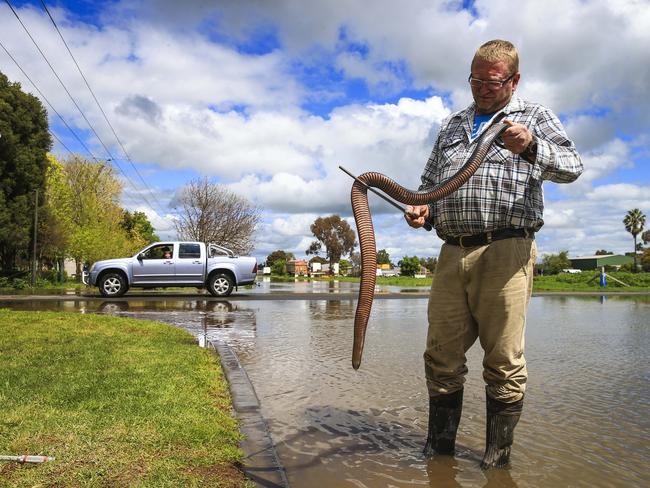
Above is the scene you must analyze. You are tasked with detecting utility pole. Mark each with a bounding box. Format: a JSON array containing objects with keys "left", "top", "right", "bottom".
[{"left": 32, "top": 188, "right": 39, "bottom": 286}]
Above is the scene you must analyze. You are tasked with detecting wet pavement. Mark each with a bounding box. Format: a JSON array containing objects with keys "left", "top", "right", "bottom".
[{"left": 1, "top": 289, "right": 648, "bottom": 487}]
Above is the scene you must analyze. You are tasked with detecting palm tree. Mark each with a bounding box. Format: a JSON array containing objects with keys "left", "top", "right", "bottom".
[{"left": 623, "top": 208, "right": 646, "bottom": 272}]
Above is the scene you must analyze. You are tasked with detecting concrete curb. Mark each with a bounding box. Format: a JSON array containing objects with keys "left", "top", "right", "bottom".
[{"left": 210, "top": 340, "right": 289, "bottom": 488}]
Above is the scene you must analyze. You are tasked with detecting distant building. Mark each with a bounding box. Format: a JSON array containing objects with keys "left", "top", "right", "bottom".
[
  {"left": 286, "top": 259, "right": 309, "bottom": 276},
  {"left": 569, "top": 254, "right": 634, "bottom": 270},
  {"left": 377, "top": 266, "right": 399, "bottom": 277}
]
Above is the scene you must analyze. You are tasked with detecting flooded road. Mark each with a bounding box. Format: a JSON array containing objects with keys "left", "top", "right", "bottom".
[{"left": 1, "top": 293, "right": 648, "bottom": 487}]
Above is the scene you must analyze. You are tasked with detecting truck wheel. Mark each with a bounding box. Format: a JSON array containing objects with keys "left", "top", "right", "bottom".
[
  {"left": 208, "top": 273, "right": 234, "bottom": 297},
  {"left": 99, "top": 272, "right": 128, "bottom": 297}
]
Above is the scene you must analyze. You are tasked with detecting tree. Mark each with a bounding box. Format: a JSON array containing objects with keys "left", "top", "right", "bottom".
[
  {"left": 308, "top": 255, "right": 327, "bottom": 265},
  {"left": 308, "top": 214, "right": 356, "bottom": 272},
  {"left": 623, "top": 208, "right": 646, "bottom": 272},
  {"left": 377, "top": 249, "right": 392, "bottom": 265},
  {"left": 594, "top": 250, "right": 613, "bottom": 255},
  {"left": 541, "top": 251, "right": 571, "bottom": 275},
  {"left": 40, "top": 154, "right": 74, "bottom": 279},
  {"left": 339, "top": 258, "right": 351, "bottom": 275},
  {"left": 271, "top": 259, "right": 287, "bottom": 275},
  {"left": 641, "top": 248, "right": 650, "bottom": 272},
  {"left": 121, "top": 210, "right": 159, "bottom": 244},
  {"left": 398, "top": 255, "right": 421, "bottom": 277},
  {"left": 305, "top": 241, "right": 321, "bottom": 256},
  {"left": 0, "top": 71, "right": 52, "bottom": 272},
  {"left": 173, "top": 177, "right": 260, "bottom": 255},
  {"left": 419, "top": 256, "right": 438, "bottom": 274},
  {"left": 349, "top": 252, "right": 361, "bottom": 277},
  {"left": 45, "top": 154, "right": 140, "bottom": 276},
  {"left": 265, "top": 250, "right": 294, "bottom": 268}
]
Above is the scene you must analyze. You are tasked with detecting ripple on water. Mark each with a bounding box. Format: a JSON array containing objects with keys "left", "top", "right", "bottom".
[{"left": 1, "top": 295, "right": 647, "bottom": 487}]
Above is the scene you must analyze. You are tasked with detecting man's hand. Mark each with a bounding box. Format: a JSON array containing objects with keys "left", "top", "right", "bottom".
[
  {"left": 502, "top": 119, "right": 533, "bottom": 155},
  {"left": 405, "top": 205, "right": 429, "bottom": 228}
]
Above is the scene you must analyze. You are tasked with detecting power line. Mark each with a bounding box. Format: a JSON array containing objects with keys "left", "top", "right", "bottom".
[
  {"left": 3, "top": 0, "right": 162, "bottom": 216},
  {"left": 39, "top": 0, "right": 167, "bottom": 215},
  {"left": 0, "top": 39, "right": 102, "bottom": 162},
  {"left": 48, "top": 128, "right": 75, "bottom": 156}
]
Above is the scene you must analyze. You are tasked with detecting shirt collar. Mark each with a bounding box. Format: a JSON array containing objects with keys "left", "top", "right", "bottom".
[
  {"left": 465, "top": 94, "right": 525, "bottom": 117},
  {"left": 452, "top": 95, "right": 525, "bottom": 140}
]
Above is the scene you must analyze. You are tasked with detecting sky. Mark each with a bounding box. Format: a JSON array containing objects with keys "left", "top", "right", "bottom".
[{"left": 1, "top": 0, "right": 649, "bottom": 264}]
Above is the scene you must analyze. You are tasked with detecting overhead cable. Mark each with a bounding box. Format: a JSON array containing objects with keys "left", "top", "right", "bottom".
[
  {"left": 3, "top": 0, "right": 161, "bottom": 216},
  {"left": 0, "top": 39, "right": 102, "bottom": 162},
  {"left": 39, "top": 0, "right": 167, "bottom": 214}
]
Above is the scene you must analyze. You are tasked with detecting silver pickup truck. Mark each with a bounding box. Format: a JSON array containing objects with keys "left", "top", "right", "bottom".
[{"left": 83, "top": 241, "right": 257, "bottom": 297}]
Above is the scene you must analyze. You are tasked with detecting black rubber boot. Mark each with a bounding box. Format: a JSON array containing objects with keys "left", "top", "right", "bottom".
[
  {"left": 480, "top": 391, "right": 523, "bottom": 470},
  {"left": 423, "top": 388, "right": 463, "bottom": 458}
]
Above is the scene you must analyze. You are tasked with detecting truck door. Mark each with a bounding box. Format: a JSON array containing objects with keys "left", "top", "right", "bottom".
[
  {"left": 132, "top": 243, "right": 176, "bottom": 284},
  {"left": 175, "top": 243, "right": 205, "bottom": 284}
]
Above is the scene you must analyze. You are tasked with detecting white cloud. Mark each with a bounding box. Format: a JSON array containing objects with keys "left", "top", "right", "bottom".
[{"left": 1, "top": 0, "right": 647, "bottom": 262}]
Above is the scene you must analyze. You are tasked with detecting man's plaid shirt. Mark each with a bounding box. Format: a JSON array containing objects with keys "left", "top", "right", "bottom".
[{"left": 420, "top": 95, "right": 583, "bottom": 238}]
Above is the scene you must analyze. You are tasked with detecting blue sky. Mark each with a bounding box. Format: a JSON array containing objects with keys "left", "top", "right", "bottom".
[{"left": 1, "top": 0, "right": 649, "bottom": 263}]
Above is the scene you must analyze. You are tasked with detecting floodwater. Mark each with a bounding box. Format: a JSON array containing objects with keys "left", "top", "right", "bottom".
[{"left": 1, "top": 293, "right": 648, "bottom": 488}]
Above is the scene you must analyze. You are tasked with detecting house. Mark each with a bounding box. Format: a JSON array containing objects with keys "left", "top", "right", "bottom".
[
  {"left": 286, "top": 259, "right": 309, "bottom": 276},
  {"left": 569, "top": 254, "right": 634, "bottom": 270},
  {"left": 376, "top": 266, "right": 399, "bottom": 277},
  {"left": 310, "top": 261, "right": 339, "bottom": 276}
]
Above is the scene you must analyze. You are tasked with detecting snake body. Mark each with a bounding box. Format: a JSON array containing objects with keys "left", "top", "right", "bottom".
[{"left": 350, "top": 117, "right": 508, "bottom": 369}]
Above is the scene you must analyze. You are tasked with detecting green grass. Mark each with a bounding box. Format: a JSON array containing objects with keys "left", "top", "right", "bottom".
[
  {"left": 533, "top": 270, "right": 650, "bottom": 292},
  {"left": 271, "top": 271, "right": 650, "bottom": 292},
  {"left": 0, "top": 311, "right": 246, "bottom": 487}
]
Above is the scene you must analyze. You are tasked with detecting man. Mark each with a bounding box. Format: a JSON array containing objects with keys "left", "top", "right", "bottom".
[{"left": 405, "top": 40, "right": 583, "bottom": 469}]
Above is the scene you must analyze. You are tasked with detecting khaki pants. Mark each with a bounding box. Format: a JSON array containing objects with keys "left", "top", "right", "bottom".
[{"left": 424, "top": 237, "right": 537, "bottom": 402}]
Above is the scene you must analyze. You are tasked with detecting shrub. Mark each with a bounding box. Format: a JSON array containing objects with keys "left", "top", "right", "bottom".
[{"left": 271, "top": 259, "right": 287, "bottom": 275}]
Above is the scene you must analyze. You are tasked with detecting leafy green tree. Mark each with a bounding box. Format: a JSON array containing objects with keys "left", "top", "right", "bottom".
[
  {"left": 377, "top": 249, "right": 392, "bottom": 265},
  {"left": 40, "top": 154, "right": 74, "bottom": 279},
  {"left": 265, "top": 250, "right": 294, "bottom": 268},
  {"left": 541, "top": 251, "right": 571, "bottom": 275},
  {"left": 121, "top": 210, "right": 159, "bottom": 244},
  {"left": 0, "top": 71, "right": 52, "bottom": 271},
  {"left": 308, "top": 214, "right": 356, "bottom": 272},
  {"left": 339, "top": 258, "right": 351, "bottom": 275},
  {"left": 47, "top": 155, "right": 140, "bottom": 276},
  {"left": 271, "top": 259, "right": 287, "bottom": 275},
  {"left": 594, "top": 250, "right": 613, "bottom": 255},
  {"left": 398, "top": 255, "right": 421, "bottom": 277},
  {"left": 623, "top": 209, "right": 646, "bottom": 272}
]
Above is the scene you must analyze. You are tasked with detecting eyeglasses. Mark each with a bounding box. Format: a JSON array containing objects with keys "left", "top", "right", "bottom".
[{"left": 468, "top": 73, "right": 515, "bottom": 89}]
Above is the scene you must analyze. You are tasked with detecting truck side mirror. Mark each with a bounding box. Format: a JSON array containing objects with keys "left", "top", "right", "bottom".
[{"left": 137, "top": 253, "right": 144, "bottom": 261}]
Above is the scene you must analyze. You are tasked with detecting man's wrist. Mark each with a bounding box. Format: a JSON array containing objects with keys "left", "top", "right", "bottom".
[{"left": 520, "top": 137, "right": 537, "bottom": 163}]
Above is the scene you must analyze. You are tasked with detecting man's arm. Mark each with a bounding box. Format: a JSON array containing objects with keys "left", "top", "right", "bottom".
[
  {"left": 532, "top": 108, "right": 583, "bottom": 183},
  {"left": 502, "top": 109, "right": 583, "bottom": 183}
]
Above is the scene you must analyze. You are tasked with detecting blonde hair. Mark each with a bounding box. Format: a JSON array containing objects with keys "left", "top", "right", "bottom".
[{"left": 473, "top": 39, "right": 519, "bottom": 74}]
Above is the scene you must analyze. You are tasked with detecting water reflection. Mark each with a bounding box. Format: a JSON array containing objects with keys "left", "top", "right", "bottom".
[{"left": 0, "top": 295, "right": 647, "bottom": 487}]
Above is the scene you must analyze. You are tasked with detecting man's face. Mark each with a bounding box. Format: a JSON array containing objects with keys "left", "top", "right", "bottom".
[{"left": 470, "top": 58, "right": 519, "bottom": 114}]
